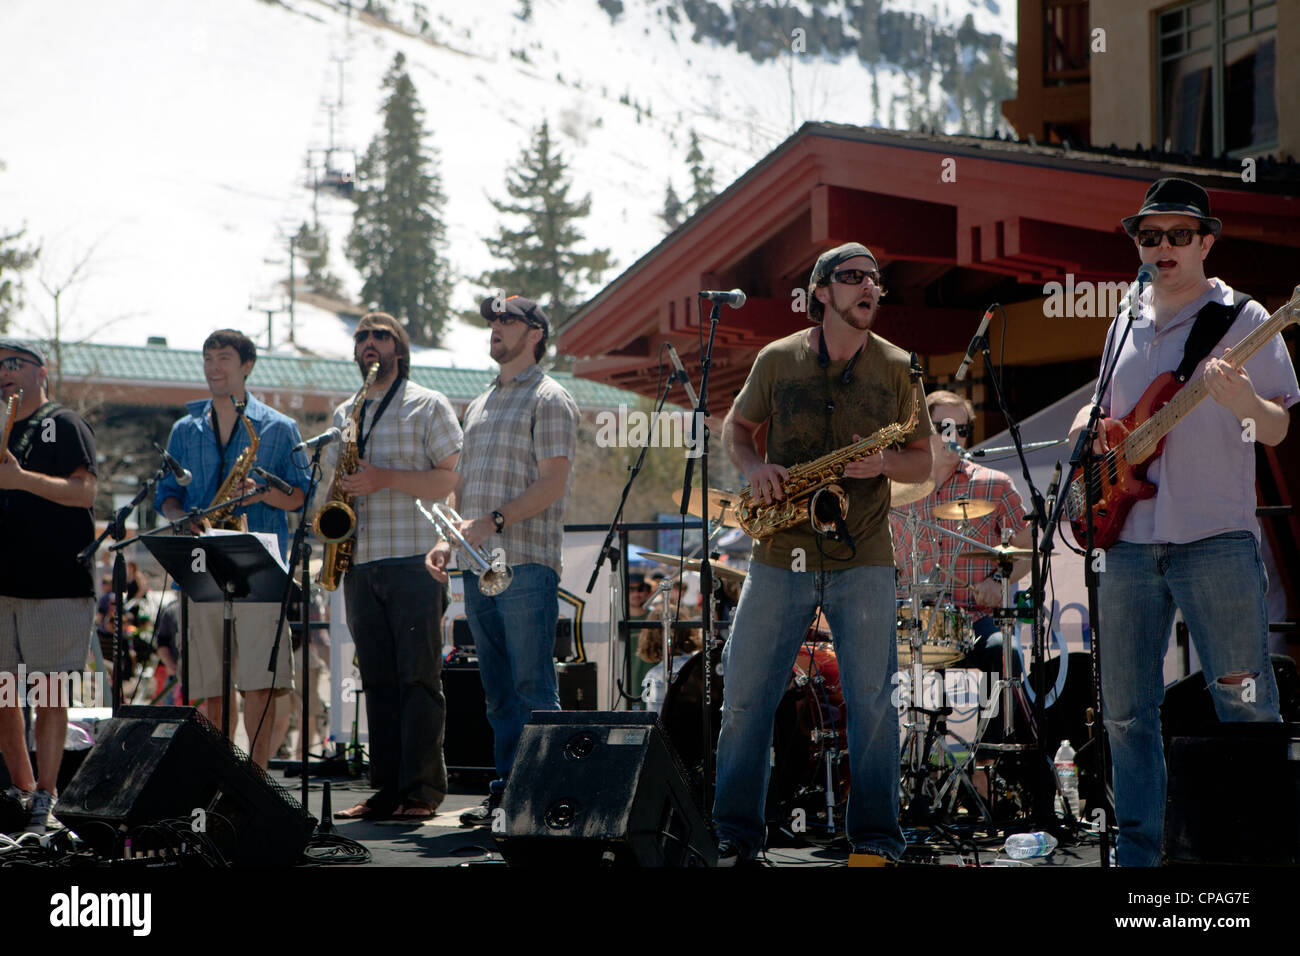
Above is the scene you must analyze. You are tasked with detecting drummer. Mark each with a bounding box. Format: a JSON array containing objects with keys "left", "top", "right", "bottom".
[{"left": 890, "top": 391, "right": 1032, "bottom": 676}]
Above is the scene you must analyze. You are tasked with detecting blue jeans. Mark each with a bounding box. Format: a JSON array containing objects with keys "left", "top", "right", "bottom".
[
  {"left": 462, "top": 564, "right": 560, "bottom": 790},
  {"left": 1099, "top": 532, "right": 1279, "bottom": 867},
  {"left": 713, "top": 561, "right": 903, "bottom": 859}
]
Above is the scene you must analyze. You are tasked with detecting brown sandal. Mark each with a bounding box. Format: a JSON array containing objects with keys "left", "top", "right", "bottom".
[{"left": 390, "top": 802, "right": 436, "bottom": 820}]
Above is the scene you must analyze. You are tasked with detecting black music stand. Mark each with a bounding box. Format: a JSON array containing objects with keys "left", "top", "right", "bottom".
[{"left": 140, "top": 532, "right": 292, "bottom": 743}]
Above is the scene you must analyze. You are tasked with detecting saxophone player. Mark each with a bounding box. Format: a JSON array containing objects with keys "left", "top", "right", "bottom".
[
  {"left": 157, "top": 330, "right": 309, "bottom": 768},
  {"left": 326, "top": 312, "right": 462, "bottom": 822},
  {"left": 713, "top": 244, "right": 933, "bottom": 866}
]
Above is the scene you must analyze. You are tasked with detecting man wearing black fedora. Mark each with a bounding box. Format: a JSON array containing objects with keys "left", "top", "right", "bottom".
[
  {"left": 1069, "top": 178, "right": 1298, "bottom": 865},
  {"left": 426, "top": 294, "right": 578, "bottom": 826}
]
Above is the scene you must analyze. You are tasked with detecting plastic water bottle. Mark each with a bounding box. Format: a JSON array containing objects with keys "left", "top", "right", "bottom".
[
  {"left": 1004, "top": 831, "right": 1058, "bottom": 860},
  {"left": 1054, "top": 739, "right": 1079, "bottom": 818}
]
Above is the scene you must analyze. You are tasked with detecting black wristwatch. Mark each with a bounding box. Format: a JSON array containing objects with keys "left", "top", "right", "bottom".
[{"left": 491, "top": 510, "right": 506, "bottom": 534}]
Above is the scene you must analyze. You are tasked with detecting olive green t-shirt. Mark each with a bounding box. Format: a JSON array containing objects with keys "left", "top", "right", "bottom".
[{"left": 734, "top": 329, "right": 932, "bottom": 570}]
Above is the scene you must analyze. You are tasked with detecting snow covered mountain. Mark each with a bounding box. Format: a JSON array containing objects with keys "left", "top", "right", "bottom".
[{"left": 0, "top": 0, "right": 1015, "bottom": 369}]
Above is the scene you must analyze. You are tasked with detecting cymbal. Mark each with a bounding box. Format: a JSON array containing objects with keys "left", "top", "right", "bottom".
[
  {"left": 889, "top": 477, "right": 935, "bottom": 507},
  {"left": 638, "top": 550, "right": 748, "bottom": 585},
  {"left": 957, "top": 545, "right": 1036, "bottom": 562},
  {"left": 932, "top": 498, "right": 997, "bottom": 521},
  {"left": 672, "top": 486, "right": 743, "bottom": 527}
]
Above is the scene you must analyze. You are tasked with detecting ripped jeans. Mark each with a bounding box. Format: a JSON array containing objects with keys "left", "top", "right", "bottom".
[{"left": 1099, "top": 531, "right": 1280, "bottom": 866}]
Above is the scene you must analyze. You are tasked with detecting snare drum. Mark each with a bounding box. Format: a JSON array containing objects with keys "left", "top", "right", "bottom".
[{"left": 896, "top": 600, "right": 974, "bottom": 667}]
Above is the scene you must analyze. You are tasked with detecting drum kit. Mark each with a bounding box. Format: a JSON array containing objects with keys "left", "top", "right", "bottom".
[
  {"left": 893, "top": 483, "right": 1039, "bottom": 830},
  {"left": 642, "top": 479, "right": 1040, "bottom": 844}
]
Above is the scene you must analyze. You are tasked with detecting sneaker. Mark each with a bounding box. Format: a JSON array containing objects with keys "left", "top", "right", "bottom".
[
  {"left": 460, "top": 791, "right": 501, "bottom": 827},
  {"left": 25, "top": 789, "right": 55, "bottom": 835},
  {"left": 716, "top": 839, "right": 758, "bottom": 867}
]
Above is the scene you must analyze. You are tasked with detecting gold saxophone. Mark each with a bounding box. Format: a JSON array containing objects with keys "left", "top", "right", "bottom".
[
  {"left": 314, "top": 362, "right": 379, "bottom": 591},
  {"left": 736, "top": 355, "right": 924, "bottom": 540},
  {"left": 206, "top": 398, "right": 259, "bottom": 532}
]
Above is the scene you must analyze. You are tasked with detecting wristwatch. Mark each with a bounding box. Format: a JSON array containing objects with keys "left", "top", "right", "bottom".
[{"left": 491, "top": 510, "right": 506, "bottom": 534}]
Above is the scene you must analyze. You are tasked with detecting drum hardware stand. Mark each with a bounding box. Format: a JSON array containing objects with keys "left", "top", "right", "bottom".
[{"left": 896, "top": 515, "right": 991, "bottom": 827}]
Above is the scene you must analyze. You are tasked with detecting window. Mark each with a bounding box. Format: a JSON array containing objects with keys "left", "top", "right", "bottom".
[{"left": 1158, "top": 0, "right": 1277, "bottom": 157}]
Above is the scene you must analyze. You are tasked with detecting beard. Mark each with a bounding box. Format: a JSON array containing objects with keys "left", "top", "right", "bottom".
[
  {"left": 491, "top": 336, "right": 530, "bottom": 365},
  {"left": 356, "top": 351, "right": 395, "bottom": 379},
  {"left": 826, "top": 291, "right": 875, "bottom": 330}
]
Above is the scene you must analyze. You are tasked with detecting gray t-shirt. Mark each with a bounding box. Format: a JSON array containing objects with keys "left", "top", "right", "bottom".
[{"left": 1093, "top": 279, "right": 1299, "bottom": 544}]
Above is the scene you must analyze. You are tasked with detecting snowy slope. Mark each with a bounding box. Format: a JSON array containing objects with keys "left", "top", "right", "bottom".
[{"left": 0, "top": 0, "right": 1015, "bottom": 368}]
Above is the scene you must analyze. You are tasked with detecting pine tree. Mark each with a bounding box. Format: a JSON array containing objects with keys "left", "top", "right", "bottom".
[
  {"left": 659, "top": 180, "right": 685, "bottom": 234},
  {"left": 0, "top": 225, "right": 38, "bottom": 336},
  {"left": 477, "top": 120, "right": 612, "bottom": 329},
  {"left": 685, "top": 130, "right": 717, "bottom": 214},
  {"left": 295, "top": 220, "right": 342, "bottom": 298},
  {"left": 346, "top": 52, "right": 452, "bottom": 346}
]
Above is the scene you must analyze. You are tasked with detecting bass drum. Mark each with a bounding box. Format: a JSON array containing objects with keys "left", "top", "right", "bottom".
[{"left": 660, "top": 636, "right": 850, "bottom": 829}]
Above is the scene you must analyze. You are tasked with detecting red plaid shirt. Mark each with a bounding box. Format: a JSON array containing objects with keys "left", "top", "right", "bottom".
[{"left": 890, "top": 459, "right": 1028, "bottom": 610}]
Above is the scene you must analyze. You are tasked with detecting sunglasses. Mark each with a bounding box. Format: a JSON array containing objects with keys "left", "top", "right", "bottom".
[
  {"left": 632, "top": 584, "right": 652, "bottom": 593},
  {"left": 354, "top": 328, "right": 394, "bottom": 344},
  {"left": 1135, "top": 228, "right": 1204, "bottom": 247},
  {"left": 949, "top": 423, "right": 973, "bottom": 438},
  {"left": 0, "top": 356, "right": 38, "bottom": 371},
  {"left": 829, "top": 268, "right": 883, "bottom": 288}
]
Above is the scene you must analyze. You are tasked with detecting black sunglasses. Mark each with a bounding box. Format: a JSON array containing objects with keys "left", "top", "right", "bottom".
[
  {"left": 354, "top": 328, "right": 394, "bottom": 344},
  {"left": 829, "top": 268, "right": 883, "bottom": 287},
  {"left": 0, "top": 356, "right": 38, "bottom": 371},
  {"left": 1135, "top": 228, "right": 1204, "bottom": 248}
]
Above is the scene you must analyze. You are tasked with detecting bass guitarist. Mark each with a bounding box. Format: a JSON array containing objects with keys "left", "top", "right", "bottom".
[{"left": 1067, "top": 178, "right": 1298, "bottom": 866}]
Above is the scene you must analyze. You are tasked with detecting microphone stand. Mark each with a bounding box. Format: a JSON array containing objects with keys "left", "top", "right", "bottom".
[
  {"left": 255, "top": 447, "right": 325, "bottom": 809},
  {"left": 973, "top": 320, "right": 1063, "bottom": 837},
  {"left": 585, "top": 352, "right": 693, "bottom": 710},
  {"left": 79, "top": 459, "right": 171, "bottom": 714},
  {"left": 677, "top": 299, "right": 722, "bottom": 820},
  {"left": 1041, "top": 302, "right": 1142, "bottom": 869}
]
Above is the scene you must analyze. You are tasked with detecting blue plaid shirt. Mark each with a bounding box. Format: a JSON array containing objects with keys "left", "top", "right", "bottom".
[{"left": 155, "top": 394, "right": 310, "bottom": 560}]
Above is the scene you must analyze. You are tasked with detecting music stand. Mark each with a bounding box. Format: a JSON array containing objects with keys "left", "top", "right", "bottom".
[{"left": 140, "top": 531, "right": 292, "bottom": 743}]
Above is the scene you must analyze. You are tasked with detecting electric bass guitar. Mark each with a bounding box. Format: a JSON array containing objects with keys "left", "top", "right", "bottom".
[{"left": 1066, "top": 289, "right": 1300, "bottom": 550}]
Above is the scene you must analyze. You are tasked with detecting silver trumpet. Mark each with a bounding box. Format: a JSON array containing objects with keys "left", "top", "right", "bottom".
[{"left": 417, "top": 500, "right": 513, "bottom": 596}]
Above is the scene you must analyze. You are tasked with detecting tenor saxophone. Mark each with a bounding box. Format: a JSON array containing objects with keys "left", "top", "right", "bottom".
[
  {"left": 206, "top": 398, "right": 260, "bottom": 532},
  {"left": 314, "top": 362, "right": 379, "bottom": 591},
  {"left": 736, "top": 354, "right": 923, "bottom": 540}
]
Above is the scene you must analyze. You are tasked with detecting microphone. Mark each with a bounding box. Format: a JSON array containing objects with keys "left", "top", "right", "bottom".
[
  {"left": 293, "top": 427, "right": 341, "bottom": 456},
  {"left": 698, "top": 289, "right": 747, "bottom": 309},
  {"left": 954, "top": 306, "right": 996, "bottom": 382},
  {"left": 154, "top": 443, "right": 192, "bottom": 487},
  {"left": 1045, "top": 460, "right": 1062, "bottom": 523},
  {"left": 254, "top": 466, "right": 293, "bottom": 496},
  {"left": 943, "top": 439, "right": 971, "bottom": 460},
  {"left": 1119, "top": 263, "right": 1158, "bottom": 317},
  {"left": 665, "top": 343, "right": 700, "bottom": 409}
]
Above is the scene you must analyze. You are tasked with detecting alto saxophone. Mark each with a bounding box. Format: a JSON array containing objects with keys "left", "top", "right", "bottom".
[
  {"left": 736, "top": 354, "right": 924, "bottom": 540},
  {"left": 314, "top": 362, "right": 379, "bottom": 591},
  {"left": 206, "top": 398, "right": 260, "bottom": 532}
]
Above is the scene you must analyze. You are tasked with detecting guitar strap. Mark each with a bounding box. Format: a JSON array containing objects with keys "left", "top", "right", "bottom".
[{"left": 1173, "top": 294, "right": 1253, "bottom": 384}]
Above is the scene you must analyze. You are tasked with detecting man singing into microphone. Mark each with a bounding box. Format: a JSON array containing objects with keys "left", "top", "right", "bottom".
[
  {"left": 157, "top": 329, "right": 309, "bottom": 768},
  {"left": 1067, "top": 178, "right": 1298, "bottom": 866},
  {"left": 713, "top": 244, "right": 933, "bottom": 866}
]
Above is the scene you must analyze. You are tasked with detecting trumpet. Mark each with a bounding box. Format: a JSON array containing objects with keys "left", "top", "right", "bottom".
[{"left": 417, "top": 500, "right": 513, "bottom": 596}]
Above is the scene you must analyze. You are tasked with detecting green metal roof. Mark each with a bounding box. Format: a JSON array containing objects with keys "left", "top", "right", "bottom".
[{"left": 51, "top": 341, "right": 641, "bottom": 409}]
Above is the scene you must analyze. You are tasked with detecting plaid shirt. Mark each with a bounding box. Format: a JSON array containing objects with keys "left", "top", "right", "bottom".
[
  {"left": 324, "top": 379, "right": 462, "bottom": 565},
  {"left": 156, "top": 394, "right": 309, "bottom": 561},
  {"left": 890, "top": 459, "right": 1027, "bottom": 610},
  {"left": 458, "top": 364, "right": 578, "bottom": 575}
]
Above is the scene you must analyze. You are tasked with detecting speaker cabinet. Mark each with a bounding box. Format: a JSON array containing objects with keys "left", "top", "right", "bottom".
[
  {"left": 496, "top": 712, "right": 715, "bottom": 867},
  {"left": 1163, "top": 723, "right": 1300, "bottom": 865},
  {"left": 54, "top": 706, "right": 315, "bottom": 866},
  {"left": 443, "top": 661, "right": 496, "bottom": 772}
]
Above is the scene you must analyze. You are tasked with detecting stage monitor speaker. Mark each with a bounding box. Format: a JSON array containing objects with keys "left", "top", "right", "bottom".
[
  {"left": 496, "top": 712, "right": 715, "bottom": 867},
  {"left": 443, "top": 661, "right": 495, "bottom": 772},
  {"left": 1161, "top": 654, "right": 1300, "bottom": 739},
  {"left": 54, "top": 706, "right": 316, "bottom": 866},
  {"left": 1163, "top": 723, "right": 1300, "bottom": 865}
]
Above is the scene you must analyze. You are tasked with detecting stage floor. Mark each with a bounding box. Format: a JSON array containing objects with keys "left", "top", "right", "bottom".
[{"left": 272, "top": 766, "right": 1102, "bottom": 868}]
